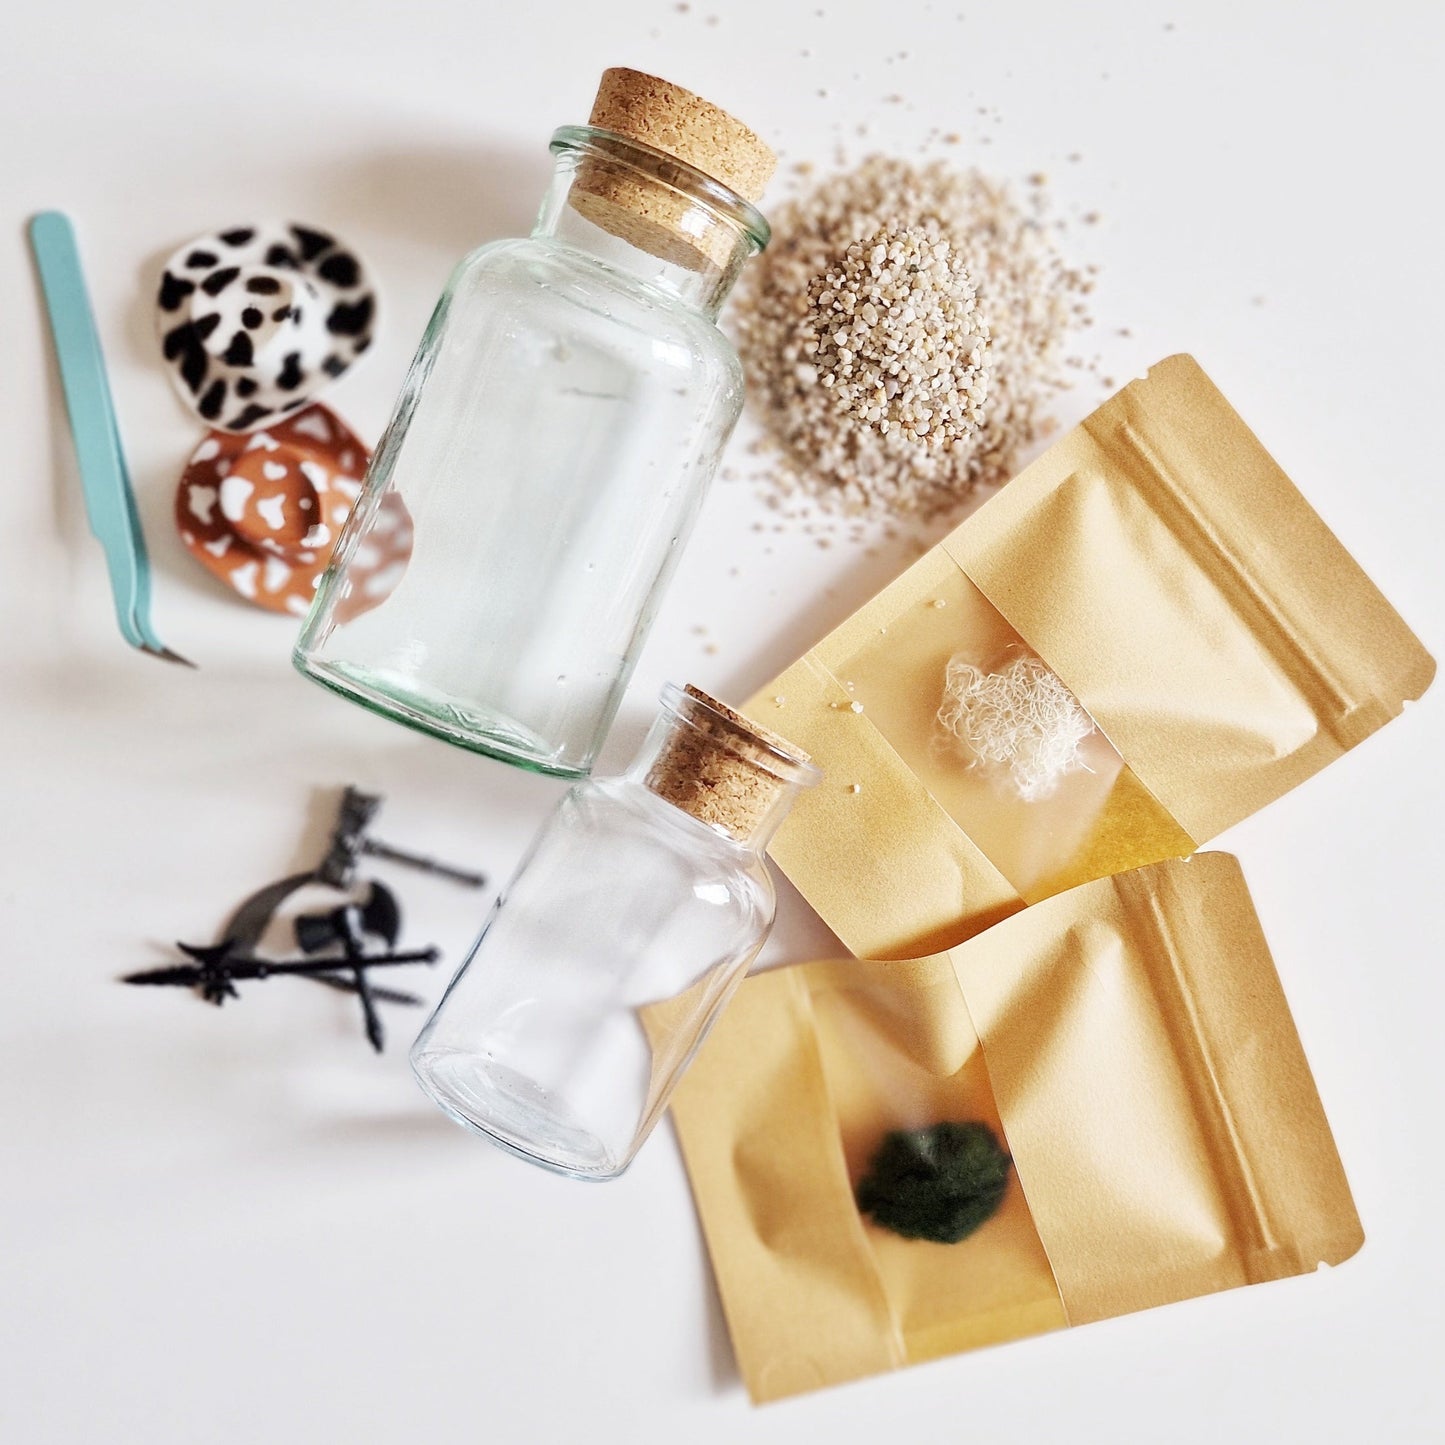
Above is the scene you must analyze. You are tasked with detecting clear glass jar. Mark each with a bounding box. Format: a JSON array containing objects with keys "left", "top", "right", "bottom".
[
  {"left": 410, "top": 684, "right": 820, "bottom": 1179},
  {"left": 293, "top": 126, "right": 770, "bottom": 777}
]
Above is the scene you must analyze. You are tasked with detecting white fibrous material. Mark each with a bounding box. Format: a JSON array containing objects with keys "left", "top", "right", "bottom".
[{"left": 937, "top": 653, "right": 1093, "bottom": 801}]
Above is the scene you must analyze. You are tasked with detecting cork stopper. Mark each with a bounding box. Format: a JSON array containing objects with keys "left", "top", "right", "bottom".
[
  {"left": 570, "top": 68, "right": 775, "bottom": 272},
  {"left": 589, "top": 69, "right": 775, "bottom": 200},
  {"left": 644, "top": 684, "right": 815, "bottom": 843}
]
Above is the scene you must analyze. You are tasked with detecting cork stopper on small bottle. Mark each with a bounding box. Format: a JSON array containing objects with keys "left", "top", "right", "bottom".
[
  {"left": 570, "top": 68, "right": 776, "bottom": 272},
  {"left": 645, "top": 685, "right": 814, "bottom": 843}
]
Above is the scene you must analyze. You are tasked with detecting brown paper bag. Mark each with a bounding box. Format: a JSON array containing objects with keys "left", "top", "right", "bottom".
[
  {"left": 746, "top": 355, "right": 1434, "bottom": 958},
  {"left": 666, "top": 854, "right": 1362, "bottom": 1403}
]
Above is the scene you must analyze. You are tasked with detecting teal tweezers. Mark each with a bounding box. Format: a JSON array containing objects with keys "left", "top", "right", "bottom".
[{"left": 30, "top": 211, "right": 193, "bottom": 666}]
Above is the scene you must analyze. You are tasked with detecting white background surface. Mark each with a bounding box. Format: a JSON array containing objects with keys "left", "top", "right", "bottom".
[{"left": 3, "top": 1, "right": 1442, "bottom": 1441}]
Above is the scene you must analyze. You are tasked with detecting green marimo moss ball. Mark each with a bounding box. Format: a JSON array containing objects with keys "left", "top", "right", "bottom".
[{"left": 856, "top": 1121, "right": 1012, "bottom": 1245}]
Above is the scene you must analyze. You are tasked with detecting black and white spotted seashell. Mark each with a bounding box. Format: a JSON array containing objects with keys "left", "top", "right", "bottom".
[{"left": 155, "top": 221, "right": 378, "bottom": 434}]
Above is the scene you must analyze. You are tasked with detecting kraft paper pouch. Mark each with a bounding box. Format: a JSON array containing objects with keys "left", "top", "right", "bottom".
[
  {"left": 665, "top": 854, "right": 1362, "bottom": 1403},
  {"left": 746, "top": 355, "right": 1434, "bottom": 958}
]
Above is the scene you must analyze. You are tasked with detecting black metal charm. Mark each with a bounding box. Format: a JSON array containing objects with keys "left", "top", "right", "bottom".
[
  {"left": 295, "top": 883, "right": 405, "bottom": 1052},
  {"left": 319, "top": 786, "right": 487, "bottom": 891},
  {"left": 123, "top": 785, "right": 482, "bottom": 1051},
  {"left": 121, "top": 937, "right": 440, "bottom": 1005}
]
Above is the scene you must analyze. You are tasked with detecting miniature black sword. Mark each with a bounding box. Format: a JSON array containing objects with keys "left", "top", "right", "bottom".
[{"left": 122, "top": 940, "right": 439, "bottom": 1001}]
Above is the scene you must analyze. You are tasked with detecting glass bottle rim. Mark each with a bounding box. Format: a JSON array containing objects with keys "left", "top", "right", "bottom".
[
  {"left": 658, "top": 681, "right": 821, "bottom": 788},
  {"left": 550, "top": 124, "right": 771, "bottom": 255}
]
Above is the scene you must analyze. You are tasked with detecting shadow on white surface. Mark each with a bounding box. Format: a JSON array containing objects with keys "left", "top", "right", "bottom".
[{"left": 313, "top": 142, "right": 546, "bottom": 257}]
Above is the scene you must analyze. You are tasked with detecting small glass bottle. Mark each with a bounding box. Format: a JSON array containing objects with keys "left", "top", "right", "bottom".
[
  {"left": 293, "top": 71, "right": 775, "bottom": 777},
  {"left": 411, "top": 684, "right": 819, "bottom": 1179}
]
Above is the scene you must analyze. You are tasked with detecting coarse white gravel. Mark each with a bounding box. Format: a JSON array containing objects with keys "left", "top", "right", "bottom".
[{"left": 733, "top": 155, "right": 1091, "bottom": 522}]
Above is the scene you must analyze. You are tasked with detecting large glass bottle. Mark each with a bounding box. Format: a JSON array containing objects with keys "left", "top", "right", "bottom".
[
  {"left": 410, "top": 684, "right": 820, "bottom": 1179},
  {"left": 293, "top": 71, "right": 774, "bottom": 777}
]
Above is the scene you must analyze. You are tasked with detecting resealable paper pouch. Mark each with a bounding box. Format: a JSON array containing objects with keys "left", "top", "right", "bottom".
[
  {"left": 666, "top": 854, "right": 1363, "bottom": 1403},
  {"left": 746, "top": 355, "right": 1435, "bottom": 958}
]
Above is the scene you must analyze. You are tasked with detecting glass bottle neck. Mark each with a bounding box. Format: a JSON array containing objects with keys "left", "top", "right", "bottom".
[
  {"left": 623, "top": 684, "right": 819, "bottom": 852},
  {"left": 534, "top": 127, "right": 768, "bottom": 319},
  {"left": 625, "top": 752, "right": 801, "bottom": 854}
]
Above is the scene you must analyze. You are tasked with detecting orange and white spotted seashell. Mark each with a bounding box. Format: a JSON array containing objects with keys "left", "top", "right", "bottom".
[{"left": 174, "top": 402, "right": 411, "bottom": 616}]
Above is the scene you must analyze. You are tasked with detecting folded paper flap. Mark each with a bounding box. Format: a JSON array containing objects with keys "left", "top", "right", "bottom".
[
  {"left": 805, "top": 952, "right": 976, "bottom": 1076},
  {"left": 1106, "top": 358, "right": 1435, "bottom": 732},
  {"left": 951, "top": 854, "right": 1362, "bottom": 1324},
  {"left": 948, "top": 354, "right": 1434, "bottom": 841},
  {"left": 660, "top": 967, "right": 903, "bottom": 1403},
  {"left": 1114, "top": 858, "right": 1363, "bottom": 1269}
]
